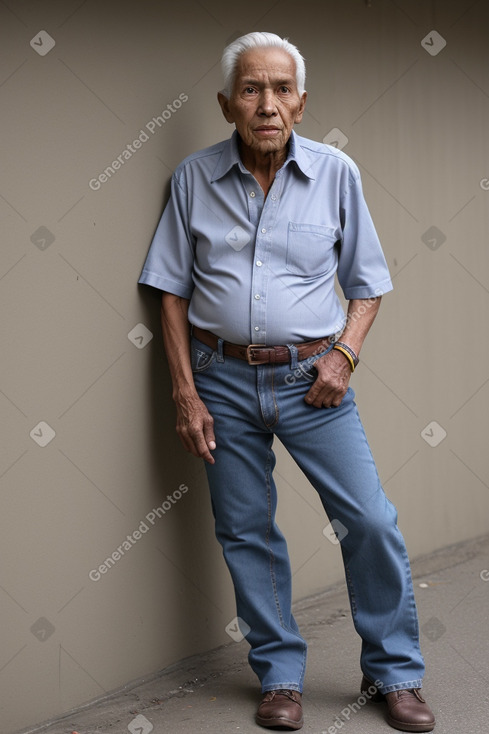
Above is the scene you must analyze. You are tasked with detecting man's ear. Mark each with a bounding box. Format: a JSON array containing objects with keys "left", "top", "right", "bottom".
[
  {"left": 217, "top": 91, "right": 235, "bottom": 123},
  {"left": 294, "top": 91, "right": 307, "bottom": 124}
]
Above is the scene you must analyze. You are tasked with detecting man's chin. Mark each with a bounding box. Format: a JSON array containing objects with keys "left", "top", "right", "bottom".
[{"left": 250, "top": 136, "right": 287, "bottom": 154}]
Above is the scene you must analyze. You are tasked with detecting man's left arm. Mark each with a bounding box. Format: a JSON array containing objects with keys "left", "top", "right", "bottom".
[{"left": 304, "top": 297, "right": 381, "bottom": 409}]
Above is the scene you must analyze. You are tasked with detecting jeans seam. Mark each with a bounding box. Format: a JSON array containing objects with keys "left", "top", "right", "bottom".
[
  {"left": 265, "top": 445, "right": 284, "bottom": 626},
  {"left": 265, "top": 443, "right": 307, "bottom": 688},
  {"left": 270, "top": 367, "right": 279, "bottom": 427},
  {"left": 344, "top": 563, "right": 357, "bottom": 618},
  {"left": 400, "top": 529, "right": 421, "bottom": 645}
]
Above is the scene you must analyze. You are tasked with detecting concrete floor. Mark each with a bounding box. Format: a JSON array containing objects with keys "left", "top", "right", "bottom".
[{"left": 20, "top": 534, "right": 489, "bottom": 734}]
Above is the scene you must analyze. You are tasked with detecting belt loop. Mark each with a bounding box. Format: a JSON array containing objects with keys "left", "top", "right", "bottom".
[
  {"left": 216, "top": 337, "right": 225, "bottom": 363},
  {"left": 287, "top": 344, "right": 298, "bottom": 370}
]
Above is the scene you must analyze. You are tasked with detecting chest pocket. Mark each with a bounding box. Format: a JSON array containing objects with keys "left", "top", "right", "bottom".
[{"left": 286, "top": 222, "right": 338, "bottom": 277}]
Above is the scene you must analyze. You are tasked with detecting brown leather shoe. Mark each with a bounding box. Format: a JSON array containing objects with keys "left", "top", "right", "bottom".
[
  {"left": 256, "top": 689, "right": 303, "bottom": 730},
  {"left": 361, "top": 676, "right": 435, "bottom": 732}
]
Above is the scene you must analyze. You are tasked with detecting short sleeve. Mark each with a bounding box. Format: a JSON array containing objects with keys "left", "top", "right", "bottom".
[
  {"left": 138, "top": 171, "right": 196, "bottom": 298},
  {"left": 336, "top": 165, "right": 393, "bottom": 300}
]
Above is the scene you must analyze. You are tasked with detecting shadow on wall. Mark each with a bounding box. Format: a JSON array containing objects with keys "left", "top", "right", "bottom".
[{"left": 136, "top": 271, "right": 233, "bottom": 663}]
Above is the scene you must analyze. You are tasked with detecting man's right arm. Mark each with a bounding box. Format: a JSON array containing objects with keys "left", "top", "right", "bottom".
[{"left": 160, "top": 292, "right": 216, "bottom": 464}]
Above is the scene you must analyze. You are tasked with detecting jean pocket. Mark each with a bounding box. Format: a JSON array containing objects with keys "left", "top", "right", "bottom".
[
  {"left": 191, "top": 337, "right": 216, "bottom": 373},
  {"left": 288, "top": 346, "right": 333, "bottom": 383}
]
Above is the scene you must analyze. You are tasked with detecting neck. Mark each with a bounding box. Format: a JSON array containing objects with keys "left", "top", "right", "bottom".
[{"left": 238, "top": 139, "right": 289, "bottom": 196}]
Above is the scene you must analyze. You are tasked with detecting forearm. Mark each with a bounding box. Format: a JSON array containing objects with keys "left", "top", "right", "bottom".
[
  {"left": 160, "top": 293, "right": 195, "bottom": 400},
  {"left": 338, "top": 297, "right": 382, "bottom": 357}
]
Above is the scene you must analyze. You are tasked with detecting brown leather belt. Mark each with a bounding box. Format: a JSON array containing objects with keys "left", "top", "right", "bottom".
[{"left": 192, "top": 326, "right": 333, "bottom": 365}]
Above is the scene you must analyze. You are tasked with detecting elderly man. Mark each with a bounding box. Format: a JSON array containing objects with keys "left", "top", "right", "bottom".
[{"left": 139, "top": 32, "right": 435, "bottom": 732}]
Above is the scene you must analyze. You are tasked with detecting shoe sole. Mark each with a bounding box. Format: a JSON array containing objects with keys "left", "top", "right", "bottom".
[
  {"left": 385, "top": 714, "right": 435, "bottom": 733},
  {"left": 255, "top": 714, "right": 304, "bottom": 730}
]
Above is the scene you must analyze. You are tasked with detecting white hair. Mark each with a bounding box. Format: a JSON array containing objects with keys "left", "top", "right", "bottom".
[{"left": 221, "top": 31, "right": 306, "bottom": 98}]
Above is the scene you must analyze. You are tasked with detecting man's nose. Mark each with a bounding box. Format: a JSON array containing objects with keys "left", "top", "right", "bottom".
[{"left": 257, "top": 89, "right": 277, "bottom": 115}]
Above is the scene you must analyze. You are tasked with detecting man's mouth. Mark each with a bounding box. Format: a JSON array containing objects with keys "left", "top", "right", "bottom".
[{"left": 254, "top": 127, "right": 280, "bottom": 136}]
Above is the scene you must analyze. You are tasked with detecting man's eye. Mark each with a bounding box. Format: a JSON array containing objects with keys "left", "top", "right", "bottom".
[
  {"left": 244, "top": 87, "right": 256, "bottom": 94},
  {"left": 279, "top": 86, "right": 290, "bottom": 94}
]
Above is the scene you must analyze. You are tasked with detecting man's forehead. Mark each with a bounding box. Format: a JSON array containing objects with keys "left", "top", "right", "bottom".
[{"left": 235, "top": 47, "right": 296, "bottom": 81}]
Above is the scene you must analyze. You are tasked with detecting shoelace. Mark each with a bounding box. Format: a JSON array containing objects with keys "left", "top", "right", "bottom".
[
  {"left": 273, "top": 689, "right": 300, "bottom": 702},
  {"left": 395, "top": 688, "right": 425, "bottom": 702}
]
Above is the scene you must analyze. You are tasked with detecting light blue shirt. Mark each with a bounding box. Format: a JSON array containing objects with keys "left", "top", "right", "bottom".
[{"left": 139, "top": 130, "right": 393, "bottom": 344}]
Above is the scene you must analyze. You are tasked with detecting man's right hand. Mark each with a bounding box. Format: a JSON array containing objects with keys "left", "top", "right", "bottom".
[
  {"left": 160, "top": 293, "right": 216, "bottom": 464},
  {"left": 175, "top": 393, "right": 216, "bottom": 464}
]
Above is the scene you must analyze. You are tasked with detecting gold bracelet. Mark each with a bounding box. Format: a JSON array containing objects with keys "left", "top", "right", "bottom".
[
  {"left": 333, "top": 344, "right": 356, "bottom": 372},
  {"left": 334, "top": 341, "right": 359, "bottom": 368}
]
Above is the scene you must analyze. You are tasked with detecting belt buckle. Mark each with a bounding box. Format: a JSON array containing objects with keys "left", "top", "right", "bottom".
[{"left": 246, "top": 344, "right": 268, "bottom": 365}]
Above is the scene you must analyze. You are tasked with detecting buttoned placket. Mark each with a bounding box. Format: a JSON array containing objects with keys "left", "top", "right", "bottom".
[{"left": 243, "top": 169, "right": 284, "bottom": 344}]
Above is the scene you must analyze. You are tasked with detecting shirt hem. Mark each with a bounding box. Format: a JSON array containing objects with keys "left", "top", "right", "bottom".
[
  {"left": 343, "top": 278, "right": 393, "bottom": 300},
  {"left": 138, "top": 271, "right": 193, "bottom": 299}
]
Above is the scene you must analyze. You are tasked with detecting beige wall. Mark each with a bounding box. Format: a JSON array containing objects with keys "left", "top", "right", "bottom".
[{"left": 1, "top": 1, "right": 488, "bottom": 731}]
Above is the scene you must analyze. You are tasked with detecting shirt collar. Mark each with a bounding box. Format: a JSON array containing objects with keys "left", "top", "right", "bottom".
[{"left": 211, "top": 129, "right": 315, "bottom": 182}]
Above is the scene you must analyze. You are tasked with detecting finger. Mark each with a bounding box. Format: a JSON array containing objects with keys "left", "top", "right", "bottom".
[
  {"left": 179, "top": 430, "right": 215, "bottom": 464},
  {"left": 192, "top": 412, "right": 216, "bottom": 463},
  {"left": 201, "top": 416, "right": 216, "bottom": 462},
  {"left": 304, "top": 381, "right": 322, "bottom": 406},
  {"left": 306, "top": 383, "right": 346, "bottom": 409},
  {"left": 193, "top": 433, "right": 216, "bottom": 464},
  {"left": 176, "top": 427, "right": 198, "bottom": 457},
  {"left": 305, "top": 380, "right": 334, "bottom": 408},
  {"left": 325, "top": 388, "right": 347, "bottom": 408},
  {"left": 176, "top": 420, "right": 211, "bottom": 461},
  {"left": 307, "top": 391, "right": 330, "bottom": 408},
  {"left": 203, "top": 421, "right": 216, "bottom": 452}
]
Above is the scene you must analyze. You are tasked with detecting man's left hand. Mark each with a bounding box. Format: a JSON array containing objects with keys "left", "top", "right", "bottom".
[{"left": 304, "top": 349, "right": 352, "bottom": 408}]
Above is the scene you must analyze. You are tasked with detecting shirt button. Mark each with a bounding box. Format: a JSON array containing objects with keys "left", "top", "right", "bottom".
[
  {"left": 261, "top": 228, "right": 266, "bottom": 234},
  {"left": 250, "top": 191, "right": 256, "bottom": 198},
  {"left": 271, "top": 194, "right": 277, "bottom": 201},
  {"left": 254, "top": 294, "right": 261, "bottom": 300},
  {"left": 256, "top": 260, "right": 263, "bottom": 267},
  {"left": 254, "top": 326, "right": 260, "bottom": 332}
]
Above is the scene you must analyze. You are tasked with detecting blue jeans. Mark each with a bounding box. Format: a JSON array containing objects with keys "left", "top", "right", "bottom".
[{"left": 191, "top": 335, "right": 425, "bottom": 695}]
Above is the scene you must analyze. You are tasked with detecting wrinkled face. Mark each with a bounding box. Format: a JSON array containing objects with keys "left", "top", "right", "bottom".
[{"left": 219, "top": 47, "right": 307, "bottom": 157}]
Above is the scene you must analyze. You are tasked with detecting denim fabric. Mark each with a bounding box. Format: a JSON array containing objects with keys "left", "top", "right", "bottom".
[{"left": 191, "top": 336, "right": 425, "bottom": 694}]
